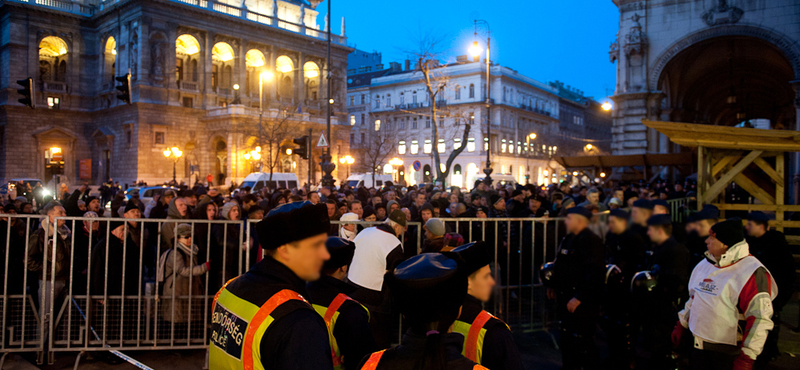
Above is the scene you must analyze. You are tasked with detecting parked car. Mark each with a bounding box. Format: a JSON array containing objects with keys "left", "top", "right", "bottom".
[
  {"left": 237, "top": 172, "right": 300, "bottom": 194},
  {"left": 346, "top": 174, "right": 393, "bottom": 189}
]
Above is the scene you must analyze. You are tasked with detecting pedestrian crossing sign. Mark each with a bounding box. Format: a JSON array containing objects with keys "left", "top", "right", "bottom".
[{"left": 317, "top": 132, "right": 329, "bottom": 148}]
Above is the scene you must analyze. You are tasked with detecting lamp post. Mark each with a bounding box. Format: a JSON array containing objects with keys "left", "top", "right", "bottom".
[
  {"left": 389, "top": 157, "right": 403, "bottom": 183},
  {"left": 525, "top": 133, "right": 536, "bottom": 184},
  {"left": 163, "top": 146, "right": 183, "bottom": 184},
  {"left": 232, "top": 83, "right": 241, "bottom": 105},
  {"left": 244, "top": 146, "right": 262, "bottom": 173},
  {"left": 339, "top": 155, "right": 354, "bottom": 179},
  {"left": 469, "top": 19, "right": 493, "bottom": 185},
  {"left": 309, "top": 0, "right": 336, "bottom": 187}
]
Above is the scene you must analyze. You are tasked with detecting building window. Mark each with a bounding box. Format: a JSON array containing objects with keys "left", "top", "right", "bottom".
[
  {"left": 423, "top": 139, "right": 432, "bottom": 154},
  {"left": 176, "top": 59, "right": 183, "bottom": 82},
  {"left": 467, "top": 138, "right": 475, "bottom": 152},
  {"left": 374, "top": 95, "right": 380, "bottom": 108},
  {"left": 425, "top": 119, "right": 431, "bottom": 128},
  {"left": 400, "top": 92, "right": 404, "bottom": 105},
  {"left": 469, "top": 112, "right": 475, "bottom": 124},
  {"left": 438, "top": 116, "right": 444, "bottom": 127},
  {"left": 360, "top": 94, "right": 365, "bottom": 104},
  {"left": 410, "top": 140, "right": 419, "bottom": 154},
  {"left": 437, "top": 139, "right": 445, "bottom": 153},
  {"left": 469, "top": 84, "right": 475, "bottom": 98},
  {"left": 350, "top": 114, "right": 356, "bottom": 125},
  {"left": 386, "top": 94, "right": 391, "bottom": 107},
  {"left": 47, "top": 96, "right": 60, "bottom": 109},
  {"left": 182, "top": 97, "right": 193, "bottom": 108},
  {"left": 501, "top": 139, "right": 507, "bottom": 153},
  {"left": 350, "top": 133, "right": 354, "bottom": 142},
  {"left": 455, "top": 85, "right": 461, "bottom": 100},
  {"left": 412, "top": 91, "right": 417, "bottom": 104},
  {"left": 360, "top": 113, "right": 365, "bottom": 125},
  {"left": 484, "top": 137, "right": 489, "bottom": 151},
  {"left": 517, "top": 142, "right": 522, "bottom": 154},
  {"left": 454, "top": 138, "right": 462, "bottom": 150},
  {"left": 412, "top": 118, "right": 418, "bottom": 129},
  {"left": 360, "top": 132, "right": 365, "bottom": 143},
  {"left": 154, "top": 132, "right": 165, "bottom": 145},
  {"left": 398, "top": 140, "right": 406, "bottom": 154},
  {"left": 399, "top": 119, "right": 406, "bottom": 129},
  {"left": 349, "top": 95, "right": 354, "bottom": 106},
  {"left": 126, "top": 129, "right": 132, "bottom": 145},
  {"left": 374, "top": 119, "right": 381, "bottom": 131}
]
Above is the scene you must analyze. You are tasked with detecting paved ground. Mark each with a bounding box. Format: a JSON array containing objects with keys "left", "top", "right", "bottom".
[{"left": 8, "top": 300, "right": 800, "bottom": 369}]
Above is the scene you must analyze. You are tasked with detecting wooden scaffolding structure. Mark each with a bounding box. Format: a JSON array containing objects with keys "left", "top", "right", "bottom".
[{"left": 644, "top": 120, "right": 800, "bottom": 234}]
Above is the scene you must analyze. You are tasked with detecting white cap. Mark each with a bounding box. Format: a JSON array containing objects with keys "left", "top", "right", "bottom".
[{"left": 340, "top": 212, "right": 359, "bottom": 223}]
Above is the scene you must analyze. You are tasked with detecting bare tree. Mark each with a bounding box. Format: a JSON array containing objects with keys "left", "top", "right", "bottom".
[
  {"left": 404, "top": 29, "right": 472, "bottom": 185},
  {"left": 361, "top": 130, "right": 395, "bottom": 187},
  {"left": 253, "top": 105, "right": 303, "bottom": 182}
]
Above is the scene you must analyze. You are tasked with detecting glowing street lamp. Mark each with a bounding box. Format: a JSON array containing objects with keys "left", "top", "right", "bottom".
[
  {"left": 245, "top": 147, "right": 262, "bottom": 172},
  {"left": 388, "top": 157, "right": 403, "bottom": 182},
  {"left": 601, "top": 101, "right": 612, "bottom": 111},
  {"left": 164, "top": 146, "right": 183, "bottom": 183},
  {"left": 339, "top": 155, "right": 354, "bottom": 178},
  {"left": 585, "top": 144, "right": 593, "bottom": 151}
]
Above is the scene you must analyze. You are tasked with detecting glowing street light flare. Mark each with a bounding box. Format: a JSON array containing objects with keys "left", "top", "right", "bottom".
[
  {"left": 600, "top": 172, "right": 606, "bottom": 178},
  {"left": 260, "top": 71, "right": 274, "bottom": 81},
  {"left": 244, "top": 152, "right": 251, "bottom": 160},
  {"left": 468, "top": 41, "right": 482, "bottom": 57},
  {"left": 601, "top": 101, "right": 613, "bottom": 111},
  {"left": 572, "top": 171, "right": 579, "bottom": 176},
  {"left": 585, "top": 144, "right": 593, "bottom": 151},
  {"left": 529, "top": 133, "right": 537, "bottom": 140},
  {"left": 163, "top": 149, "right": 171, "bottom": 158}
]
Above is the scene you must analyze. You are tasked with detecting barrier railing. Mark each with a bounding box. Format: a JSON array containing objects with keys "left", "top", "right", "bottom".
[{"left": 2, "top": 213, "right": 566, "bottom": 364}]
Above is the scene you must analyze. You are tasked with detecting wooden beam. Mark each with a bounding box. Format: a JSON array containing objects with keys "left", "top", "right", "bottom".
[
  {"left": 752, "top": 157, "right": 782, "bottom": 184},
  {"left": 732, "top": 173, "right": 775, "bottom": 205},
  {"left": 776, "top": 154, "right": 785, "bottom": 232},
  {"left": 703, "top": 150, "right": 763, "bottom": 202},
  {"left": 769, "top": 220, "right": 800, "bottom": 228},
  {"left": 697, "top": 146, "right": 706, "bottom": 210},
  {"left": 712, "top": 203, "right": 800, "bottom": 212},
  {"left": 711, "top": 156, "right": 739, "bottom": 177}
]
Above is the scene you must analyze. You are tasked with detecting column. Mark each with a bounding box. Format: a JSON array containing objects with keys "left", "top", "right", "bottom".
[{"left": 792, "top": 81, "right": 800, "bottom": 204}]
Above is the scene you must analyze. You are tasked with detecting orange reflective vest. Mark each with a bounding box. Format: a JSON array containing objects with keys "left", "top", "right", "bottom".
[
  {"left": 360, "top": 349, "right": 489, "bottom": 370},
  {"left": 452, "top": 310, "right": 509, "bottom": 364},
  {"left": 312, "top": 293, "right": 369, "bottom": 370}
]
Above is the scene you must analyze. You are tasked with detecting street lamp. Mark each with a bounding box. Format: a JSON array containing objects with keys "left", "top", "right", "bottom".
[
  {"left": 244, "top": 146, "right": 262, "bottom": 173},
  {"left": 601, "top": 101, "right": 612, "bottom": 111},
  {"left": 163, "top": 146, "right": 183, "bottom": 184},
  {"left": 315, "top": 0, "right": 336, "bottom": 187},
  {"left": 339, "top": 155, "right": 354, "bottom": 179},
  {"left": 232, "top": 84, "right": 241, "bottom": 104},
  {"left": 389, "top": 157, "right": 403, "bottom": 182},
  {"left": 585, "top": 144, "right": 593, "bottom": 151},
  {"left": 525, "top": 133, "right": 537, "bottom": 184},
  {"left": 469, "top": 19, "right": 493, "bottom": 185}
]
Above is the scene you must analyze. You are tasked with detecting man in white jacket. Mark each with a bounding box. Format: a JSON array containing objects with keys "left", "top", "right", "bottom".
[{"left": 671, "top": 218, "right": 777, "bottom": 370}]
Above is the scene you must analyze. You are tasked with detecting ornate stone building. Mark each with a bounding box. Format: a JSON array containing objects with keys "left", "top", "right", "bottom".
[
  {"left": 610, "top": 0, "right": 800, "bottom": 197},
  {"left": 0, "top": 0, "right": 352, "bottom": 188}
]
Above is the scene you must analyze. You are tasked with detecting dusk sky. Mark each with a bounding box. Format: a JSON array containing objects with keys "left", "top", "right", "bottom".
[{"left": 316, "top": 0, "right": 620, "bottom": 101}]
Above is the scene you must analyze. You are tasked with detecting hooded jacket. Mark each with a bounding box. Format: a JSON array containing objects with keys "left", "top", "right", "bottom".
[{"left": 161, "top": 198, "right": 190, "bottom": 250}]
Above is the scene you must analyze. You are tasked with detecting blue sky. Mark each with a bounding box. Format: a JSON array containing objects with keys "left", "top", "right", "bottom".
[{"left": 316, "top": 0, "right": 620, "bottom": 100}]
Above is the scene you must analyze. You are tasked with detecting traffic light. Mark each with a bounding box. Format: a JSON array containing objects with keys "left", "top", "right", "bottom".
[
  {"left": 115, "top": 73, "right": 131, "bottom": 104},
  {"left": 16, "top": 78, "right": 35, "bottom": 108},
  {"left": 293, "top": 135, "right": 309, "bottom": 159}
]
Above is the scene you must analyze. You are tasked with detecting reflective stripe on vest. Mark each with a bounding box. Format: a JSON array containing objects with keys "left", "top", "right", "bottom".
[
  {"left": 322, "top": 293, "right": 351, "bottom": 369},
  {"left": 212, "top": 276, "right": 240, "bottom": 313},
  {"left": 242, "top": 290, "right": 307, "bottom": 370},
  {"left": 465, "top": 311, "right": 493, "bottom": 362},
  {"left": 360, "top": 349, "right": 488, "bottom": 370}
]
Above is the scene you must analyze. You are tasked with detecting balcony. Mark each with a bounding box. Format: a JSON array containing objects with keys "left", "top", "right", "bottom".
[
  {"left": 519, "top": 103, "right": 551, "bottom": 116},
  {"left": 394, "top": 102, "right": 428, "bottom": 110},
  {"left": 42, "top": 81, "right": 67, "bottom": 93},
  {"left": 178, "top": 81, "right": 199, "bottom": 92},
  {"left": 204, "top": 104, "right": 339, "bottom": 126}
]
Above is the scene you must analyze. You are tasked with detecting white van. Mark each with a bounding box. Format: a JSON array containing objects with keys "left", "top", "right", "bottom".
[
  {"left": 476, "top": 174, "right": 517, "bottom": 187},
  {"left": 346, "top": 174, "right": 393, "bottom": 189},
  {"left": 239, "top": 172, "right": 299, "bottom": 192}
]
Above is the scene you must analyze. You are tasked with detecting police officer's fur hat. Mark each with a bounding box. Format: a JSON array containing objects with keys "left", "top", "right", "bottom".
[
  {"left": 388, "top": 253, "right": 467, "bottom": 325},
  {"left": 323, "top": 237, "right": 356, "bottom": 271},
  {"left": 257, "top": 201, "right": 329, "bottom": 250},
  {"left": 451, "top": 242, "right": 492, "bottom": 276}
]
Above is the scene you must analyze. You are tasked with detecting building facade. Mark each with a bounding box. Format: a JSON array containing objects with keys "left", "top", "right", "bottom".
[
  {"left": 610, "top": 0, "right": 800, "bottom": 196},
  {"left": 549, "top": 80, "right": 613, "bottom": 157},
  {"left": 0, "top": 0, "right": 352, "bottom": 189},
  {"left": 347, "top": 58, "right": 565, "bottom": 188}
]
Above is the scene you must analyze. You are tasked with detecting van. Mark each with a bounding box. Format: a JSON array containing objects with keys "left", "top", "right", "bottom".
[
  {"left": 476, "top": 174, "right": 517, "bottom": 187},
  {"left": 239, "top": 172, "right": 299, "bottom": 192},
  {"left": 346, "top": 174, "right": 393, "bottom": 189}
]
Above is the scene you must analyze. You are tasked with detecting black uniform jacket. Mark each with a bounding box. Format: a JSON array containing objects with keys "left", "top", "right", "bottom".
[
  {"left": 307, "top": 275, "right": 378, "bottom": 370},
  {"left": 651, "top": 236, "right": 690, "bottom": 305},
  {"left": 747, "top": 230, "right": 796, "bottom": 309},
  {"left": 225, "top": 257, "right": 333, "bottom": 370},
  {"left": 553, "top": 228, "right": 606, "bottom": 306},
  {"left": 356, "top": 330, "right": 479, "bottom": 370},
  {"left": 457, "top": 295, "right": 524, "bottom": 370}
]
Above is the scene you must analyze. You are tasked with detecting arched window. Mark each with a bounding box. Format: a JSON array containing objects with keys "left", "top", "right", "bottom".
[
  {"left": 212, "top": 42, "right": 235, "bottom": 91},
  {"left": 39, "top": 36, "right": 69, "bottom": 82},
  {"left": 176, "top": 34, "right": 200, "bottom": 86},
  {"left": 104, "top": 37, "right": 116, "bottom": 84},
  {"left": 246, "top": 49, "right": 266, "bottom": 95},
  {"left": 469, "top": 84, "right": 475, "bottom": 98},
  {"left": 276, "top": 56, "right": 294, "bottom": 99},
  {"left": 303, "top": 61, "right": 320, "bottom": 101},
  {"left": 454, "top": 164, "right": 462, "bottom": 175}
]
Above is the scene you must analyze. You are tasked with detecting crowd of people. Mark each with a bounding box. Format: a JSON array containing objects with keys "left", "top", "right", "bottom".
[{"left": 0, "top": 176, "right": 796, "bottom": 370}]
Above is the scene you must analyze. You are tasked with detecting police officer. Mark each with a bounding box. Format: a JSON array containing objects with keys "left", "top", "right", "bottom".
[
  {"left": 603, "top": 208, "right": 646, "bottom": 369},
  {"left": 209, "top": 201, "right": 334, "bottom": 370},
  {"left": 547, "top": 207, "right": 605, "bottom": 370},
  {"left": 745, "top": 211, "right": 796, "bottom": 365},
  {"left": 630, "top": 199, "right": 654, "bottom": 245},
  {"left": 652, "top": 199, "right": 687, "bottom": 244},
  {"left": 641, "top": 214, "right": 690, "bottom": 370},
  {"left": 358, "top": 252, "right": 486, "bottom": 370},
  {"left": 307, "top": 237, "right": 378, "bottom": 370},
  {"left": 451, "top": 242, "right": 523, "bottom": 370},
  {"left": 685, "top": 205, "right": 719, "bottom": 267}
]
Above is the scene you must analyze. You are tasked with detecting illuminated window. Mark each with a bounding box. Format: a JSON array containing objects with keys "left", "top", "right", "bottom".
[
  {"left": 453, "top": 138, "right": 462, "bottom": 150},
  {"left": 47, "top": 97, "right": 61, "bottom": 109},
  {"left": 484, "top": 137, "right": 489, "bottom": 151},
  {"left": 501, "top": 139, "right": 507, "bottom": 153},
  {"left": 517, "top": 142, "right": 522, "bottom": 154},
  {"left": 398, "top": 140, "right": 406, "bottom": 154},
  {"left": 437, "top": 139, "right": 445, "bottom": 153},
  {"left": 350, "top": 115, "right": 356, "bottom": 126},
  {"left": 423, "top": 139, "right": 432, "bottom": 154},
  {"left": 410, "top": 140, "right": 419, "bottom": 154},
  {"left": 374, "top": 119, "right": 381, "bottom": 131},
  {"left": 467, "top": 138, "right": 475, "bottom": 152}
]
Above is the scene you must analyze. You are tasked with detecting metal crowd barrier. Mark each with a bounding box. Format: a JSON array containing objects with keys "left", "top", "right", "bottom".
[{"left": 1, "top": 213, "right": 569, "bottom": 365}]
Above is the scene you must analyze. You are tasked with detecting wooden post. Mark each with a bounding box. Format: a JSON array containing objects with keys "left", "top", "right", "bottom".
[
  {"left": 776, "top": 154, "right": 785, "bottom": 232},
  {"left": 697, "top": 146, "right": 705, "bottom": 211}
]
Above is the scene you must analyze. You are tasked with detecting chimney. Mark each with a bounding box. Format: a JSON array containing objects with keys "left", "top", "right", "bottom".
[
  {"left": 473, "top": 55, "right": 480, "bottom": 63},
  {"left": 404, "top": 59, "right": 411, "bottom": 71},
  {"left": 341, "top": 17, "right": 346, "bottom": 37}
]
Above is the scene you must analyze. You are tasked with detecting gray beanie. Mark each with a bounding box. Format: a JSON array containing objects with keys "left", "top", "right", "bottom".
[
  {"left": 425, "top": 218, "right": 446, "bottom": 237},
  {"left": 221, "top": 202, "right": 238, "bottom": 220},
  {"left": 176, "top": 223, "right": 193, "bottom": 238}
]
